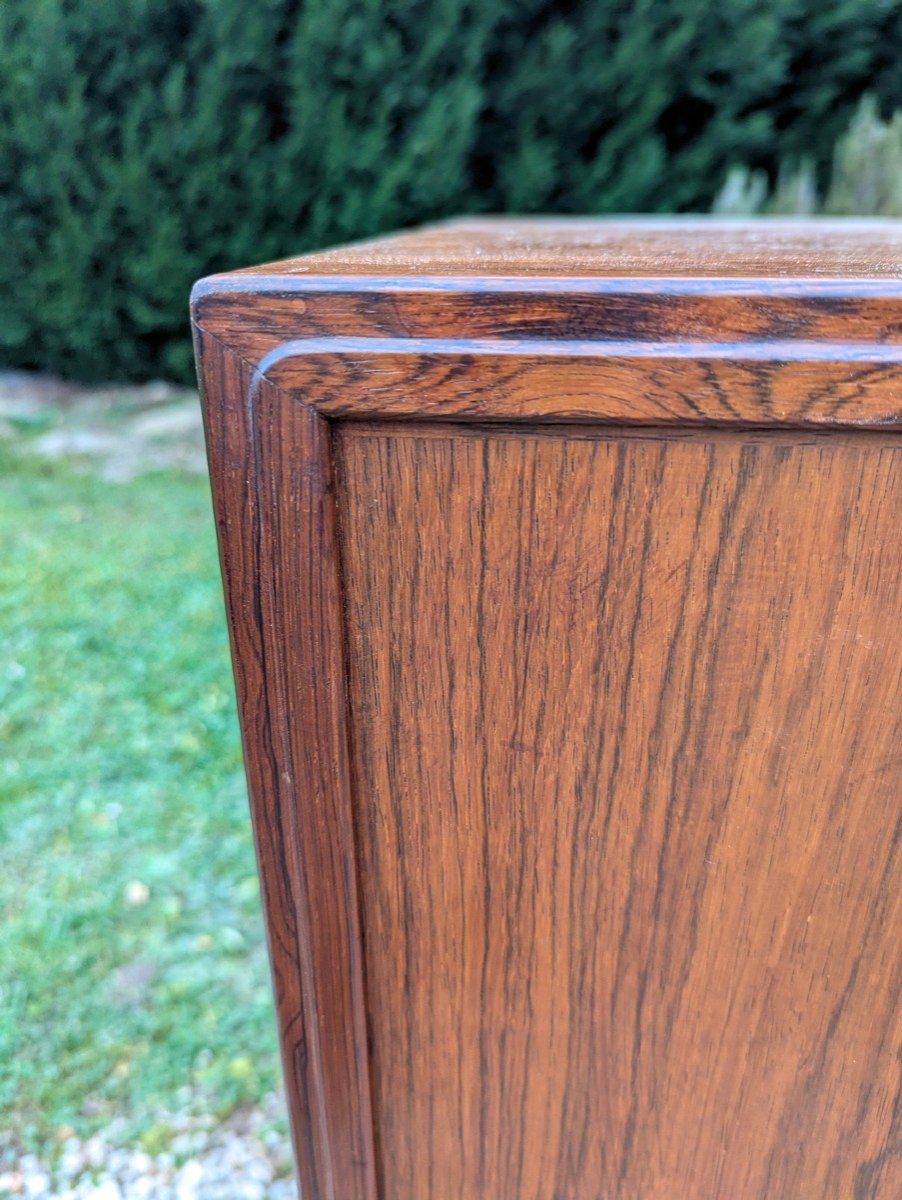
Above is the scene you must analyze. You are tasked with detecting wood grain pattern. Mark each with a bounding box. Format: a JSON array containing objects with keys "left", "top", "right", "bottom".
[
  {"left": 228, "top": 215, "right": 902, "bottom": 278},
  {"left": 192, "top": 217, "right": 902, "bottom": 1200},
  {"left": 256, "top": 340, "right": 902, "bottom": 428},
  {"left": 335, "top": 423, "right": 901, "bottom": 1200},
  {"left": 191, "top": 279, "right": 902, "bottom": 360},
  {"left": 194, "top": 329, "right": 376, "bottom": 1200}
]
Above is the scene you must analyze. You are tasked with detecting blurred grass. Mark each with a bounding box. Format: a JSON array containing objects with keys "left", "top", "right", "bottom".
[{"left": 0, "top": 444, "right": 281, "bottom": 1152}]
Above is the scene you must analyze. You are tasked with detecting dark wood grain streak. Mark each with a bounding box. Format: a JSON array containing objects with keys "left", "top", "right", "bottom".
[
  {"left": 194, "top": 327, "right": 377, "bottom": 1200},
  {"left": 191, "top": 284, "right": 902, "bottom": 362},
  {"left": 334, "top": 423, "right": 902, "bottom": 1200}
]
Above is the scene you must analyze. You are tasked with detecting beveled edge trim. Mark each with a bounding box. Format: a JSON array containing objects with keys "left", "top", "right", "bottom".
[
  {"left": 243, "top": 334, "right": 902, "bottom": 430},
  {"left": 255, "top": 335, "right": 902, "bottom": 367},
  {"left": 193, "top": 273, "right": 902, "bottom": 298},
  {"left": 193, "top": 322, "right": 379, "bottom": 1200}
]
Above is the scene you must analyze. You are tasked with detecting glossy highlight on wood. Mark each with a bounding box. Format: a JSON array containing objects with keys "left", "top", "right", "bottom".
[{"left": 192, "top": 218, "right": 902, "bottom": 1199}]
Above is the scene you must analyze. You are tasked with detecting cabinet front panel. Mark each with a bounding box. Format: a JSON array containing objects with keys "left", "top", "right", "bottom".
[{"left": 334, "top": 424, "right": 901, "bottom": 1200}]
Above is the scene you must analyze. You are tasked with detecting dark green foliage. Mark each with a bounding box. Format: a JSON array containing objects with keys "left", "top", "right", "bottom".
[{"left": 2, "top": 0, "right": 900, "bottom": 382}]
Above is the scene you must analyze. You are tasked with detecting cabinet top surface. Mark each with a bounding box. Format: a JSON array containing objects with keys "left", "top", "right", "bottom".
[
  {"left": 193, "top": 216, "right": 902, "bottom": 431},
  {"left": 237, "top": 217, "right": 902, "bottom": 281}
]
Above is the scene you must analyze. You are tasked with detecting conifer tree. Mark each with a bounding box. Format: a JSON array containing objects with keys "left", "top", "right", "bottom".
[{"left": 1, "top": 0, "right": 899, "bottom": 382}]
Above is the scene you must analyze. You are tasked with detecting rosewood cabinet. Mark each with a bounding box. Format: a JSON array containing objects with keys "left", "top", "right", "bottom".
[{"left": 192, "top": 218, "right": 902, "bottom": 1200}]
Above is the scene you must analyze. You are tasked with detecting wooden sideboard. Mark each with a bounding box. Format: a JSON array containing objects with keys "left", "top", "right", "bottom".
[{"left": 192, "top": 218, "right": 902, "bottom": 1200}]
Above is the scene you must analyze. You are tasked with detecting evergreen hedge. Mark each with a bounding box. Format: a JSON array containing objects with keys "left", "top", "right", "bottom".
[{"left": 3, "top": 0, "right": 901, "bottom": 382}]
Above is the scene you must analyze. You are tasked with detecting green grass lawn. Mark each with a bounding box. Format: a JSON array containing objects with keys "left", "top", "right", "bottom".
[{"left": 0, "top": 445, "right": 282, "bottom": 1154}]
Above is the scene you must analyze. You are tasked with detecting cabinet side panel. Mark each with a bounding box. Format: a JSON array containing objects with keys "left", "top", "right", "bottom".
[
  {"left": 195, "top": 331, "right": 376, "bottom": 1200},
  {"left": 335, "top": 423, "right": 902, "bottom": 1200}
]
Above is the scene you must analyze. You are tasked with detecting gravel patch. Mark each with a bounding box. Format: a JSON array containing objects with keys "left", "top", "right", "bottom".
[
  {"left": 0, "top": 1096, "right": 295, "bottom": 1200},
  {"left": 0, "top": 372, "right": 206, "bottom": 480}
]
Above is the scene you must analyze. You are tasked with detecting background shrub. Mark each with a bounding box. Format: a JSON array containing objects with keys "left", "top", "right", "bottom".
[
  {"left": 714, "top": 96, "right": 902, "bottom": 215},
  {"left": 2, "top": 0, "right": 902, "bottom": 382}
]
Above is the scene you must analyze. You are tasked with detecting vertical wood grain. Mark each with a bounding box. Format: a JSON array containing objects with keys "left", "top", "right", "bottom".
[
  {"left": 194, "top": 330, "right": 376, "bottom": 1200},
  {"left": 335, "top": 423, "right": 901, "bottom": 1200}
]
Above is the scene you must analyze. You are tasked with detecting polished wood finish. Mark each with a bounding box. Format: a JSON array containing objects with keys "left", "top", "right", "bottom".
[
  {"left": 336, "top": 423, "right": 901, "bottom": 1200},
  {"left": 192, "top": 218, "right": 902, "bottom": 1199},
  {"left": 193, "top": 333, "right": 376, "bottom": 1200}
]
